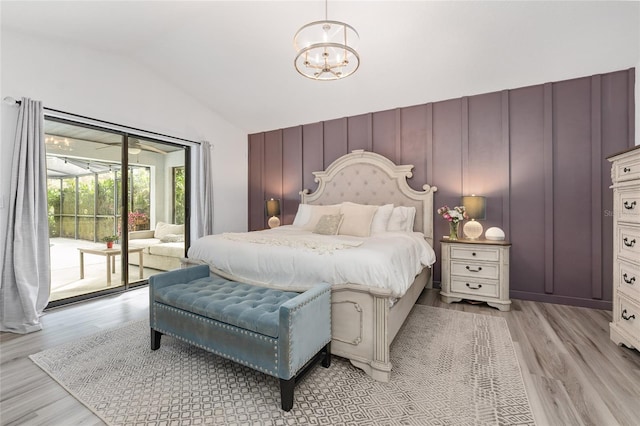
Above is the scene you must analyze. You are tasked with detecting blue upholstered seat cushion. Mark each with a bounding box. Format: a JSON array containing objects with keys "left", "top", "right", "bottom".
[{"left": 154, "top": 276, "right": 300, "bottom": 338}]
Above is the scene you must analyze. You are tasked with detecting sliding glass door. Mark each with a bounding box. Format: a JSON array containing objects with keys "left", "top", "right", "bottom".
[{"left": 45, "top": 118, "right": 189, "bottom": 306}]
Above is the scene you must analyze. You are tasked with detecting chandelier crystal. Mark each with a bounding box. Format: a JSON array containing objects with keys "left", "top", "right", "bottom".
[{"left": 294, "top": 1, "right": 360, "bottom": 81}]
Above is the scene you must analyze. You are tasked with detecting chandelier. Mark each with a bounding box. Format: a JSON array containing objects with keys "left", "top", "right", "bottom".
[{"left": 293, "top": 0, "right": 360, "bottom": 81}]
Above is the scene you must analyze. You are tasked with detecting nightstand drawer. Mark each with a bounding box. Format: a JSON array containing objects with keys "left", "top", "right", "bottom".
[
  {"left": 450, "top": 246, "right": 500, "bottom": 262},
  {"left": 614, "top": 293, "right": 640, "bottom": 337},
  {"left": 617, "top": 224, "right": 640, "bottom": 263},
  {"left": 618, "top": 260, "right": 640, "bottom": 300},
  {"left": 451, "top": 261, "right": 499, "bottom": 280},
  {"left": 451, "top": 278, "right": 499, "bottom": 298}
]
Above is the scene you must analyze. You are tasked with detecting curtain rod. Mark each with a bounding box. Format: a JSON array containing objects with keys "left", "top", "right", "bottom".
[{"left": 3, "top": 96, "right": 201, "bottom": 145}]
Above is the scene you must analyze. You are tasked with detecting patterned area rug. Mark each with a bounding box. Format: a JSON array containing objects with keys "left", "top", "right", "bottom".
[{"left": 30, "top": 305, "right": 535, "bottom": 425}]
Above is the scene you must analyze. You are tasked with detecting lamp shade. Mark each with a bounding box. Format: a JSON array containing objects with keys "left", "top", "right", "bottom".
[
  {"left": 266, "top": 198, "right": 281, "bottom": 217},
  {"left": 461, "top": 195, "right": 486, "bottom": 220}
]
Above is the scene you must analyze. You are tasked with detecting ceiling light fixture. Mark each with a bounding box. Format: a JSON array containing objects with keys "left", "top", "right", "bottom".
[
  {"left": 294, "top": 0, "right": 360, "bottom": 81},
  {"left": 128, "top": 147, "right": 142, "bottom": 155}
]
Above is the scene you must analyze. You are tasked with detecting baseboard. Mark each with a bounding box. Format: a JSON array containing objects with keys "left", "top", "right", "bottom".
[{"left": 509, "top": 290, "right": 613, "bottom": 311}]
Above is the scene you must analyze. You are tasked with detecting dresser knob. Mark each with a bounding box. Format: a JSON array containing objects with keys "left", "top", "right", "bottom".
[
  {"left": 623, "top": 201, "right": 637, "bottom": 210},
  {"left": 472, "top": 252, "right": 477, "bottom": 256},
  {"left": 466, "top": 283, "right": 482, "bottom": 290},
  {"left": 623, "top": 238, "right": 636, "bottom": 247},
  {"left": 466, "top": 266, "right": 482, "bottom": 272},
  {"left": 623, "top": 167, "right": 632, "bottom": 173},
  {"left": 623, "top": 273, "right": 636, "bottom": 285},
  {"left": 621, "top": 309, "right": 636, "bottom": 321}
]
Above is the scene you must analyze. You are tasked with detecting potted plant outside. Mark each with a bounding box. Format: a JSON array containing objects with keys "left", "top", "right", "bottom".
[{"left": 102, "top": 235, "right": 118, "bottom": 249}]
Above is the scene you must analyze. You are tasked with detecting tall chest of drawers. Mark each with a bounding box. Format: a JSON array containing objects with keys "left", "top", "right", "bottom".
[{"left": 608, "top": 145, "right": 640, "bottom": 351}]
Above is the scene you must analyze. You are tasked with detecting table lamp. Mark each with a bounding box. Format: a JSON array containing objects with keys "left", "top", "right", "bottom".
[
  {"left": 266, "top": 198, "right": 281, "bottom": 228},
  {"left": 461, "top": 195, "right": 486, "bottom": 239}
]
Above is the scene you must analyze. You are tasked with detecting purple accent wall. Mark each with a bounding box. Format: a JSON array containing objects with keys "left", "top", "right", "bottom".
[{"left": 248, "top": 68, "right": 635, "bottom": 310}]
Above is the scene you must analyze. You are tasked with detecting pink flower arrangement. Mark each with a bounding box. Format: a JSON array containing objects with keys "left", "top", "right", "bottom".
[
  {"left": 127, "top": 211, "right": 147, "bottom": 231},
  {"left": 437, "top": 205, "right": 468, "bottom": 224}
]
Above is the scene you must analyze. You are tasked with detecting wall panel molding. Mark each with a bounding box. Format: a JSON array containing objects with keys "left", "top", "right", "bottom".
[
  {"left": 591, "top": 75, "right": 603, "bottom": 300},
  {"left": 461, "top": 97, "right": 470, "bottom": 194},
  {"left": 426, "top": 103, "right": 434, "bottom": 185},
  {"left": 501, "top": 90, "right": 511, "bottom": 239},
  {"left": 543, "top": 82, "right": 554, "bottom": 294},
  {"left": 247, "top": 68, "right": 635, "bottom": 308}
]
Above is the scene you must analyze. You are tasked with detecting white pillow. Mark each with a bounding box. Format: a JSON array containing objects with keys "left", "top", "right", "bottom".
[
  {"left": 154, "top": 222, "right": 185, "bottom": 239},
  {"left": 292, "top": 204, "right": 313, "bottom": 227},
  {"left": 338, "top": 202, "right": 379, "bottom": 237},
  {"left": 302, "top": 205, "right": 342, "bottom": 230},
  {"left": 387, "top": 206, "right": 416, "bottom": 232},
  {"left": 370, "top": 204, "right": 394, "bottom": 234}
]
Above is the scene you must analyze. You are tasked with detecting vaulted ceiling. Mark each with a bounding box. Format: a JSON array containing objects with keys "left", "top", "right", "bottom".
[{"left": 2, "top": 1, "right": 638, "bottom": 134}]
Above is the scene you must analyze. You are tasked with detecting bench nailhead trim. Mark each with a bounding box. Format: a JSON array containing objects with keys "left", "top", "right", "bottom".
[{"left": 153, "top": 305, "right": 278, "bottom": 375}]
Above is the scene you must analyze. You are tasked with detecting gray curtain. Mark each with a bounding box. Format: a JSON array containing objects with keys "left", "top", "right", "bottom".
[
  {"left": 0, "top": 97, "right": 50, "bottom": 333},
  {"left": 196, "top": 141, "right": 214, "bottom": 237}
]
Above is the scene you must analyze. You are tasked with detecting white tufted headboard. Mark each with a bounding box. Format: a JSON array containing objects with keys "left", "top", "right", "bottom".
[{"left": 300, "top": 150, "right": 438, "bottom": 247}]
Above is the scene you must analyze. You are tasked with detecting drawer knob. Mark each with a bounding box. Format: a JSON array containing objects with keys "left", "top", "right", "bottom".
[
  {"left": 465, "top": 283, "right": 482, "bottom": 290},
  {"left": 465, "top": 266, "right": 483, "bottom": 272},
  {"left": 623, "top": 238, "right": 636, "bottom": 247},
  {"left": 623, "top": 167, "right": 632, "bottom": 173},
  {"left": 623, "top": 201, "right": 637, "bottom": 210},
  {"left": 621, "top": 309, "right": 636, "bottom": 321},
  {"left": 472, "top": 252, "right": 477, "bottom": 256},
  {"left": 623, "top": 273, "right": 636, "bottom": 285}
]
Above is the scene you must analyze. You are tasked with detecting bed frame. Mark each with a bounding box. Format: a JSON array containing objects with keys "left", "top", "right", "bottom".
[{"left": 300, "top": 150, "right": 437, "bottom": 382}]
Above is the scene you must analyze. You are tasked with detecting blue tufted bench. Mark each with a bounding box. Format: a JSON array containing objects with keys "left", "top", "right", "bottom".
[{"left": 149, "top": 264, "right": 331, "bottom": 411}]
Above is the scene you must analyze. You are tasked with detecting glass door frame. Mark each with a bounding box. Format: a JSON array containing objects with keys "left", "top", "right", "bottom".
[{"left": 45, "top": 116, "right": 191, "bottom": 308}]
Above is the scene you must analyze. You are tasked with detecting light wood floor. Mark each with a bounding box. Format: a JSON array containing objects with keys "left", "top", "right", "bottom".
[{"left": 1, "top": 287, "right": 639, "bottom": 425}]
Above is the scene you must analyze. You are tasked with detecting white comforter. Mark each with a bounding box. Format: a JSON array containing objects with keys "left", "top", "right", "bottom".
[{"left": 187, "top": 226, "right": 437, "bottom": 298}]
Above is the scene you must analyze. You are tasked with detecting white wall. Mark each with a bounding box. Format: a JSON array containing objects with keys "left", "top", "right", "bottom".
[{"left": 0, "top": 30, "right": 248, "bottom": 257}]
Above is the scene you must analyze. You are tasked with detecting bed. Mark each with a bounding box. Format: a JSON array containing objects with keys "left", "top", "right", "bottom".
[{"left": 185, "top": 150, "right": 438, "bottom": 382}]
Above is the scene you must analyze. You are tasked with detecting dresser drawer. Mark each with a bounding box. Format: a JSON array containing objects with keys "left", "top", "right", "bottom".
[
  {"left": 618, "top": 260, "right": 640, "bottom": 299},
  {"left": 617, "top": 224, "right": 640, "bottom": 264},
  {"left": 614, "top": 293, "right": 640, "bottom": 338},
  {"left": 616, "top": 185, "right": 640, "bottom": 224},
  {"left": 450, "top": 246, "right": 500, "bottom": 262},
  {"left": 612, "top": 155, "right": 640, "bottom": 183},
  {"left": 451, "top": 261, "right": 499, "bottom": 280},
  {"left": 451, "top": 277, "right": 499, "bottom": 298}
]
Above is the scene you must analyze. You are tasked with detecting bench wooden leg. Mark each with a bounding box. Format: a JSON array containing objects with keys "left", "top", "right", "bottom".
[
  {"left": 322, "top": 342, "right": 331, "bottom": 368},
  {"left": 150, "top": 329, "right": 162, "bottom": 350},
  {"left": 280, "top": 377, "right": 296, "bottom": 411},
  {"left": 279, "top": 377, "right": 295, "bottom": 411}
]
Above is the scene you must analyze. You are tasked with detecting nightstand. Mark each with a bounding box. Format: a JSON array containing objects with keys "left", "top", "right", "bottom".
[{"left": 440, "top": 238, "right": 511, "bottom": 311}]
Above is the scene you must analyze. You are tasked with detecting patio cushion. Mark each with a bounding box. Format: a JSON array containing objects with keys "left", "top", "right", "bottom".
[
  {"left": 128, "top": 238, "right": 161, "bottom": 250},
  {"left": 148, "top": 242, "right": 184, "bottom": 258},
  {"left": 154, "top": 222, "right": 184, "bottom": 239}
]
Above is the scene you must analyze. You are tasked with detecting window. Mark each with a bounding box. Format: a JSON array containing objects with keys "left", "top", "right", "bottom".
[{"left": 173, "top": 166, "right": 185, "bottom": 225}]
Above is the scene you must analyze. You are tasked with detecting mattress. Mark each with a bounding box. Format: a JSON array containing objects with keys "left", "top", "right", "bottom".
[{"left": 187, "top": 226, "right": 436, "bottom": 298}]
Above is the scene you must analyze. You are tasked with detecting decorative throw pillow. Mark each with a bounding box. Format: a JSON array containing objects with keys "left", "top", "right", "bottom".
[
  {"left": 154, "top": 222, "right": 185, "bottom": 239},
  {"left": 303, "top": 204, "right": 342, "bottom": 231},
  {"left": 370, "top": 203, "right": 394, "bottom": 234},
  {"left": 338, "top": 202, "right": 379, "bottom": 237},
  {"left": 387, "top": 206, "right": 416, "bottom": 232},
  {"left": 313, "top": 214, "right": 344, "bottom": 235},
  {"left": 160, "top": 233, "right": 184, "bottom": 243}
]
